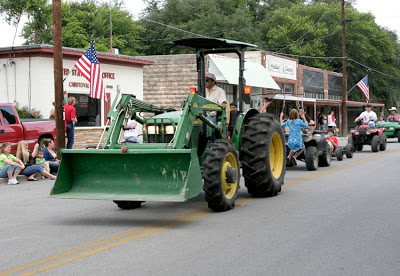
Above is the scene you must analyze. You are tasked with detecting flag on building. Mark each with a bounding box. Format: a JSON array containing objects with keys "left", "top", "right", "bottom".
[
  {"left": 74, "top": 44, "right": 104, "bottom": 100},
  {"left": 356, "top": 75, "right": 369, "bottom": 102}
]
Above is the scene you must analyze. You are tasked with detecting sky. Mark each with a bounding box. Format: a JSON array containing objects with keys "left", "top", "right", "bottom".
[{"left": 0, "top": 0, "right": 399, "bottom": 47}]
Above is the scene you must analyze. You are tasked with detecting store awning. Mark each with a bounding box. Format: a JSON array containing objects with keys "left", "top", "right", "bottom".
[
  {"left": 209, "top": 54, "right": 280, "bottom": 90},
  {"left": 273, "top": 94, "right": 316, "bottom": 103}
]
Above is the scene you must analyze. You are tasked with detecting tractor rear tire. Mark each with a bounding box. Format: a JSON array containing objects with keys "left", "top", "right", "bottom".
[
  {"left": 345, "top": 143, "right": 353, "bottom": 158},
  {"left": 379, "top": 135, "right": 387, "bottom": 151},
  {"left": 336, "top": 147, "right": 343, "bottom": 161},
  {"left": 305, "top": 146, "right": 318, "bottom": 171},
  {"left": 202, "top": 140, "right": 240, "bottom": 212},
  {"left": 356, "top": 144, "right": 363, "bottom": 151},
  {"left": 240, "top": 113, "right": 285, "bottom": 197},
  {"left": 318, "top": 141, "right": 331, "bottom": 167},
  {"left": 113, "top": 201, "right": 144, "bottom": 210},
  {"left": 397, "top": 131, "right": 400, "bottom": 143},
  {"left": 371, "top": 135, "right": 380, "bottom": 152}
]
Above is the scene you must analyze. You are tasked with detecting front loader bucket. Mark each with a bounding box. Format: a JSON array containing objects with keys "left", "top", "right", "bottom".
[{"left": 50, "top": 148, "right": 203, "bottom": 202}]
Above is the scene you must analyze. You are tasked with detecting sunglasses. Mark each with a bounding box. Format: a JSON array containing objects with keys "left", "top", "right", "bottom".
[{"left": 206, "top": 79, "right": 214, "bottom": 82}]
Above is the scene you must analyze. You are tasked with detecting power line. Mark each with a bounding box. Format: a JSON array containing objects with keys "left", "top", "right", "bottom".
[
  {"left": 275, "top": 8, "right": 330, "bottom": 53},
  {"left": 347, "top": 57, "right": 399, "bottom": 79},
  {"left": 142, "top": 18, "right": 209, "bottom": 38},
  {"left": 264, "top": 29, "right": 341, "bottom": 51}
]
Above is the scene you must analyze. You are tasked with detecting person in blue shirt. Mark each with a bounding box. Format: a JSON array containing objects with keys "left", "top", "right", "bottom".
[
  {"left": 42, "top": 138, "right": 60, "bottom": 174},
  {"left": 280, "top": 109, "right": 308, "bottom": 166}
]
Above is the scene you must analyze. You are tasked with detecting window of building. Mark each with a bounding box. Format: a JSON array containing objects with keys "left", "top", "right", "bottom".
[
  {"left": 0, "top": 106, "right": 17, "bottom": 125},
  {"left": 284, "top": 84, "right": 294, "bottom": 95},
  {"left": 69, "top": 93, "right": 101, "bottom": 127},
  {"left": 277, "top": 83, "right": 284, "bottom": 93}
]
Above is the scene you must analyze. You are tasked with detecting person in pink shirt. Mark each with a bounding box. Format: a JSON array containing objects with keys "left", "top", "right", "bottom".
[{"left": 387, "top": 107, "right": 400, "bottom": 122}]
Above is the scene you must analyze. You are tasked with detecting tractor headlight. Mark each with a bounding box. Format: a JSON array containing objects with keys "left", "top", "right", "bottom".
[
  {"left": 366, "top": 131, "right": 370, "bottom": 135},
  {"left": 389, "top": 127, "right": 394, "bottom": 130},
  {"left": 165, "top": 125, "right": 175, "bottom": 135},
  {"left": 355, "top": 132, "right": 359, "bottom": 135},
  {"left": 147, "top": 126, "right": 159, "bottom": 134}
]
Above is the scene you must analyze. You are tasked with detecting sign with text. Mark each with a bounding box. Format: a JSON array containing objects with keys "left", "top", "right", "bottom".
[{"left": 265, "top": 55, "right": 297, "bottom": 81}]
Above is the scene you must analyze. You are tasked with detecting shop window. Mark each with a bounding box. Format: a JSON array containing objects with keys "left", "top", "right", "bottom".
[{"left": 69, "top": 93, "right": 101, "bottom": 127}]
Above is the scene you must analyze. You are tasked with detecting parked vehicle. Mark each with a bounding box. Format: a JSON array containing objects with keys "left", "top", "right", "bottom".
[
  {"left": 348, "top": 121, "right": 386, "bottom": 152},
  {"left": 0, "top": 104, "right": 56, "bottom": 154}
]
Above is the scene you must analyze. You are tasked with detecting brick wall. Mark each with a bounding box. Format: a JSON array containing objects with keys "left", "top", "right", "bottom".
[
  {"left": 142, "top": 54, "right": 197, "bottom": 110},
  {"left": 73, "top": 128, "right": 107, "bottom": 149}
]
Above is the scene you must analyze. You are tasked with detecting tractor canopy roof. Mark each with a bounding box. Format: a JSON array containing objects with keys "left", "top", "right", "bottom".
[{"left": 172, "top": 37, "right": 257, "bottom": 50}]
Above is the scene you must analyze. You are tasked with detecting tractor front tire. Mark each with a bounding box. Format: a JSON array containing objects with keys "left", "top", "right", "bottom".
[
  {"left": 241, "top": 113, "right": 285, "bottom": 197},
  {"left": 379, "top": 134, "right": 387, "bottom": 151},
  {"left": 345, "top": 143, "right": 353, "bottom": 158},
  {"left": 305, "top": 146, "right": 318, "bottom": 171},
  {"left": 371, "top": 135, "right": 380, "bottom": 152},
  {"left": 319, "top": 141, "right": 331, "bottom": 167},
  {"left": 336, "top": 147, "right": 343, "bottom": 161},
  {"left": 202, "top": 140, "right": 240, "bottom": 212},
  {"left": 113, "top": 201, "right": 144, "bottom": 210}
]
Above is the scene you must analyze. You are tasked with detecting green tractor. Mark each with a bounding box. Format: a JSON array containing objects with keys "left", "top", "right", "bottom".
[{"left": 50, "top": 38, "right": 286, "bottom": 212}]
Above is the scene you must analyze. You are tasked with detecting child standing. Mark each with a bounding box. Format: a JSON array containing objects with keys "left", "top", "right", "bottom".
[
  {"left": 35, "top": 150, "right": 50, "bottom": 178},
  {"left": 280, "top": 109, "right": 308, "bottom": 166}
]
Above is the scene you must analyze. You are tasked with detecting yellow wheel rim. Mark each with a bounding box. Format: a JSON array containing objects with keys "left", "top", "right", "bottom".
[
  {"left": 221, "top": 152, "right": 238, "bottom": 199},
  {"left": 269, "top": 132, "right": 284, "bottom": 179}
]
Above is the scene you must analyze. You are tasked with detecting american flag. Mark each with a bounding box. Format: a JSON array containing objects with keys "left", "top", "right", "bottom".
[
  {"left": 74, "top": 44, "right": 104, "bottom": 100},
  {"left": 356, "top": 75, "right": 369, "bottom": 102}
]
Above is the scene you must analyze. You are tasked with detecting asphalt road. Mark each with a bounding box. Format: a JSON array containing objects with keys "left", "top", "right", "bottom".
[{"left": 1, "top": 139, "right": 400, "bottom": 275}]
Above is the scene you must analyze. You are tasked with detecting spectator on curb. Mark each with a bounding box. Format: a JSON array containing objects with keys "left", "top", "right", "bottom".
[
  {"left": 16, "top": 140, "right": 56, "bottom": 181},
  {"left": 328, "top": 110, "right": 336, "bottom": 130},
  {"left": 0, "top": 142, "right": 24, "bottom": 185},
  {"left": 42, "top": 138, "right": 60, "bottom": 174}
]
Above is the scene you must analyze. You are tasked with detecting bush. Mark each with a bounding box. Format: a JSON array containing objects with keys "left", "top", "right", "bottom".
[{"left": 16, "top": 106, "right": 43, "bottom": 118}]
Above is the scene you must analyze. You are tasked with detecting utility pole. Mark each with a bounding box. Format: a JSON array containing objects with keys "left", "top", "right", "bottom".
[
  {"left": 52, "top": 0, "right": 66, "bottom": 154},
  {"left": 341, "top": 0, "right": 348, "bottom": 134}
]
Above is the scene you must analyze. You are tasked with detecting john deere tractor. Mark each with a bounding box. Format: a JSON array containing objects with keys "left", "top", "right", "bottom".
[{"left": 50, "top": 38, "right": 286, "bottom": 212}]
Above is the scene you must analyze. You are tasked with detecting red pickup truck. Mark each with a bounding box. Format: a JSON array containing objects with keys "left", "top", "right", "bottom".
[{"left": 0, "top": 104, "right": 57, "bottom": 155}]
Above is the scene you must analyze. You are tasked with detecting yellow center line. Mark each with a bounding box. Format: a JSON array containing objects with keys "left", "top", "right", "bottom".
[
  {"left": 2, "top": 148, "right": 398, "bottom": 275},
  {"left": 0, "top": 208, "right": 207, "bottom": 276},
  {"left": 19, "top": 211, "right": 213, "bottom": 276}
]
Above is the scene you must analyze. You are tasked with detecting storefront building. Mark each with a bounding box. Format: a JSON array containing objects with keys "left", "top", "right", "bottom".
[{"left": 0, "top": 44, "right": 154, "bottom": 148}]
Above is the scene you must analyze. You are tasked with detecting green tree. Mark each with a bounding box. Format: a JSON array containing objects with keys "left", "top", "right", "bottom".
[{"left": 2, "top": 0, "right": 145, "bottom": 55}]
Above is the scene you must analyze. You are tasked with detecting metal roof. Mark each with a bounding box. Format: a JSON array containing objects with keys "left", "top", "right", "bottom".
[
  {"left": 273, "top": 94, "right": 316, "bottom": 103},
  {"left": 208, "top": 54, "right": 280, "bottom": 90}
]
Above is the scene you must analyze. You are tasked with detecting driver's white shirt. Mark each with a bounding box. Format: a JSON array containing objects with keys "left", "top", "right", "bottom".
[{"left": 359, "top": 111, "right": 377, "bottom": 122}]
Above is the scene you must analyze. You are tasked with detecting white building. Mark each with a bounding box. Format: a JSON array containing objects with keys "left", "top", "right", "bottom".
[{"left": 0, "top": 45, "right": 154, "bottom": 127}]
